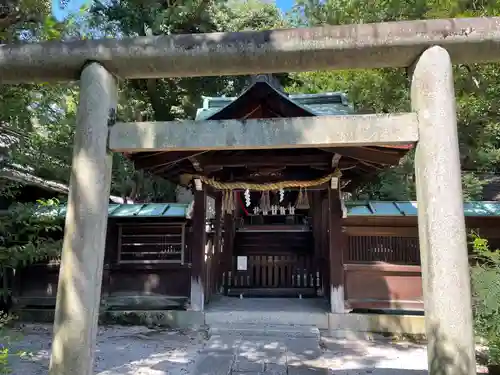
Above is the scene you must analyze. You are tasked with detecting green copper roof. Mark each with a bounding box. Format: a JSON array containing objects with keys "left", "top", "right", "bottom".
[
  {"left": 346, "top": 201, "right": 500, "bottom": 217},
  {"left": 33, "top": 201, "right": 500, "bottom": 219},
  {"left": 38, "top": 203, "right": 189, "bottom": 218},
  {"left": 195, "top": 92, "right": 354, "bottom": 120}
]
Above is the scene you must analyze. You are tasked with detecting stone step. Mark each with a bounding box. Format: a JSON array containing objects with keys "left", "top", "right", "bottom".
[
  {"left": 205, "top": 310, "right": 329, "bottom": 329},
  {"left": 208, "top": 323, "right": 321, "bottom": 340}
]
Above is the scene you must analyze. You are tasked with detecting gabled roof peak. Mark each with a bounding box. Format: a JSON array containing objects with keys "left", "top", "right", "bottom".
[
  {"left": 247, "top": 74, "right": 285, "bottom": 94},
  {"left": 196, "top": 90, "right": 353, "bottom": 120}
]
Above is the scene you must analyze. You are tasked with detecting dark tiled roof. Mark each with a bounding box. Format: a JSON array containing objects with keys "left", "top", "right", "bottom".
[{"left": 196, "top": 91, "right": 353, "bottom": 120}]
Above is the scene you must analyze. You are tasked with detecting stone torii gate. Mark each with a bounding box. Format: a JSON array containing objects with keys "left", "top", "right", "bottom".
[{"left": 2, "top": 16, "right": 500, "bottom": 375}]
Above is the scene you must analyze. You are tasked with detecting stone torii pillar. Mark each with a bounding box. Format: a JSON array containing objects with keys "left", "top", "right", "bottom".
[
  {"left": 411, "top": 46, "right": 476, "bottom": 375},
  {"left": 49, "top": 62, "right": 117, "bottom": 375}
]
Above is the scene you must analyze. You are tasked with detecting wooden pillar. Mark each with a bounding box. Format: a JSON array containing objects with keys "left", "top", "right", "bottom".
[
  {"left": 213, "top": 192, "right": 223, "bottom": 293},
  {"left": 328, "top": 186, "right": 345, "bottom": 313},
  {"left": 320, "top": 192, "right": 329, "bottom": 295},
  {"left": 312, "top": 192, "right": 322, "bottom": 263},
  {"left": 49, "top": 63, "right": 116, "bottom": 375},
  {"left": 222, "top": 212, "right": 234, "bottom": 295},
  {"left": 312, "top": 191, "right": 323, "bottom": 294},
  {"left": 411, "top": 46, "right": 475, "bottom": 375},
  {"left": 190, "top": 182, "right": 207, "bottom": 311}
]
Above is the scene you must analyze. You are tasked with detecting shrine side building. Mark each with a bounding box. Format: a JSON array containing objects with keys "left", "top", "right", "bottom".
[{"left": 12, "top": 76, "right": 500, "bottom": 333}]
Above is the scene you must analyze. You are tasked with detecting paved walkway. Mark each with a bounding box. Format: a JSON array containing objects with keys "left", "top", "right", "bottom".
[
  {"left": 192, "top": 331, "right": 432, "bottom": 375},
  {"left": 194, "top": 334, "right": 323, "bottom": 375}
]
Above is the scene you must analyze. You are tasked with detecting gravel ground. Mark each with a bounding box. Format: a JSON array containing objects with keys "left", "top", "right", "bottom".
[{"left": 7, "top": 324, "right": 204, "bottom": 375}]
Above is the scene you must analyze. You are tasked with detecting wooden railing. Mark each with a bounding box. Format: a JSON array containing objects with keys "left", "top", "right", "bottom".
[
  {"left": 344, "top": 234, "right": 422, "bottom": 310},
  {"left": 117, "top": 223, "right": 186, "bottom": 264},
  {"left": 346, "top": 235, "right": 420, "bottom": 265},
  {"left": 226, "top": 254, "right": 320, "bottom": 290}
]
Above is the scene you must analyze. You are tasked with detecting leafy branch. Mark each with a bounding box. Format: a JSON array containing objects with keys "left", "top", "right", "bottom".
[
  {"left": 0, "top": 199, "right": 63, "bottom": 299},
  {"left": 470, "top": 232, "right": 500, "bottom": 365}
]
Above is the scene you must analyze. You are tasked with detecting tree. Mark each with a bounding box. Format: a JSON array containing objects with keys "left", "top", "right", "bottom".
[
  {"left": 0, "top": 0, "right": 286, "bottom": 203},
  {"left": 287, "top": 0, "right": 500, "bottom": 201},
  {"left": 84, "top": 0, "right": 286, "bottom": 201}
]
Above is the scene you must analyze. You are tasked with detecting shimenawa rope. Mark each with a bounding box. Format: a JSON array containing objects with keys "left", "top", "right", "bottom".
[{"left": 194, "top": 169, "right": 341, "bottom": 191}]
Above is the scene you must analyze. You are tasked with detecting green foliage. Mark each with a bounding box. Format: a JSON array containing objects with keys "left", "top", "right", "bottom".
[
  {"left": 286, "top": 0, "right": 500, "bottom": 200},
  {"left": 462, "top": 172, "right": 488, "bottom": 201},
  {"left": 2, "top": 0, "right": 287, "bottom": 203},
  {"left": 470, "top": 233, "right": 500, "bottom": 364},
  {"left": 0, "top": 199, "right": 63, "bottom": 298}
]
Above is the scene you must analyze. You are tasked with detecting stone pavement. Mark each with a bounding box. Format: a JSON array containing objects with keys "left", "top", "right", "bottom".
[
  {"left": 12, "top": 323, "right": 476, "bottom": 375},
  {"left": 193, "top": 333, "right": 325, "bottom": 375}
]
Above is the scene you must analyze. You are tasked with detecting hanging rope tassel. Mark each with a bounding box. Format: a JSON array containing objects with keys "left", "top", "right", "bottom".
[
  {"left": 302, "top": 189, "right": 310, "bottom": 210},
  {"left": 296, "top": 188, "right": 304, "bottom": 209}
]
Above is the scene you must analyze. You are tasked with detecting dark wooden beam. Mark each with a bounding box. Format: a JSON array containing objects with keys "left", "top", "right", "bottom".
[
  {"left": 202, "top": 153, "right": 331, "bottom": 169},
  {"left": 132, "top": 151, "right": 200, "bottom": 170},
  {"left": 320, "top": 147, "right": 404, "bottom": 165},
  {"left": 222, "top": 212, "right": 235, "bottom": 295},
  {"left": 213, "top": 192, "right": 223, "bottom": 292},
  {"left": 312, "top": 191, "right": 322, "bottom": 266}
]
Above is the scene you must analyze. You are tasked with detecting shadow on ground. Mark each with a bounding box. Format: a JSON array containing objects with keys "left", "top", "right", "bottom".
[
  {"left": 8, "top": 323, "right": 430, "bottom": 375},
  {"left": 195, "top": 331, "right": 428, "bottom": 375},
  {"left": 8, "top": 324, "right": 203, "bottom": 375}
]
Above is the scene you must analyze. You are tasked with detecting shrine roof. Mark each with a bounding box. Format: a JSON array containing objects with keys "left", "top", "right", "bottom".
[
  {"left": 195, "top": 84, "right": 412, "bottom": 151},
  {"left": 195, "top": 91, "right": 353, "bottom": 120},
  {"left": 27, "top": 201, "right": 500, "bottom": 219},
  {"left": 126, "top": 78, "right": 413, "bottom": 189},
  {"left": 34, "top": 203, "right": 190, "bottom": 219},
  {"left": 346, "top": 201, "right": 500, "bottom": 217}
]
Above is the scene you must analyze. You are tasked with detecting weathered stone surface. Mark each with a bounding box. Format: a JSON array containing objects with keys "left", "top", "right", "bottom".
[
  {"left": 2, "top": 17, "right": 500, "bottom": 83},
  {"left": 49, "top": 63, "right": 117, "bottom": 375},
  {"left": 411, "top": 46, "right": 476, "bottom": 375},
  {"left": 286, "top": 339, "right": 323, "bottom": 363},
  {"left": 108, "top": 114, "right": 418, "bottom": 152},
  {"left": 193, "top": 354, "right": 234, "bottom": 375},
  {"left": 233, "top": 357, "right": 265, "bottom": 372},
  {"left": 288, "top": 365, "right": 327, "bottom": 375},
  {"left": 105, "top": 295, "right": 187, "bottom": 310},
  {"left": 209, "top": 323, "right": 320, "bottom": 339},
  {"left": 264, "top": 363, "right": 287, "bottom": 375}
]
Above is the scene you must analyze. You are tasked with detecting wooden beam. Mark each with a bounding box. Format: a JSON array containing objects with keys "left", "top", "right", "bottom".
[
  {"left": 2, "top": 17, "right": 500, "bottom": 83},
  {"left": 188, "top": 156, "right": 203, "bottom": 172},
  {"left": 109, "top": 113, "right": 419, "bottom": 152},
  {"left": 320, "top": 147, "right": 405, "bottom": 165},
  {"left": 190, "top": 184, "right": 207, "bottom": 311},
  {"left": 202, "top": 153, "right": 331, "bottom": 169},
  {"left": 213, "top": 192, "right": 223, "bottom": 292},
  {"left": 132, "top": 151, "right": 199, "bottom": 169}
]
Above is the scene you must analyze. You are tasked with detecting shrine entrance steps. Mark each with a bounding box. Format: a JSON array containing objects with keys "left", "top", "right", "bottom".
[
  {"left": 204, "top": 296, "right": 427, "bottom": 338},
  {"left": 205, "top": 296, "right": 330, "bottom": 329}
]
